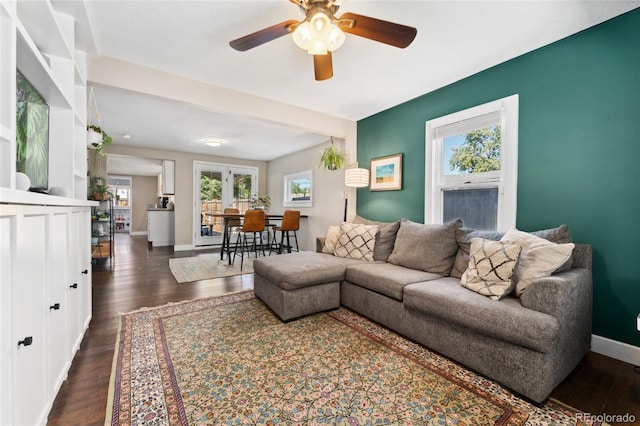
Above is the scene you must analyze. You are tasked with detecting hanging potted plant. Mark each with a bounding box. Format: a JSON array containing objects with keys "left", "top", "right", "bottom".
[
  {"left": 87, "top": 124, "right": 112, "bottom": 155},
  {"left": 319, "top": 138, "right": 347, "bottom": 171}
]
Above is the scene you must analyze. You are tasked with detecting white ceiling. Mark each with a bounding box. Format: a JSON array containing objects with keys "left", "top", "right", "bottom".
[{"left": 74, "top": 0, "right": 639, "bottom": 171}]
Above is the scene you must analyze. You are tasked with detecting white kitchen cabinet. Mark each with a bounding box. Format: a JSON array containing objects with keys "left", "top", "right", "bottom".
[
  {"left": 147, "top": 209, "right": 175, "bottom": 247},
  {"left": 162, "top": 159, "right": 175, "bottom": 195},
  {"left": 0, "top": 204, "right": 92, "bottom": 425}
]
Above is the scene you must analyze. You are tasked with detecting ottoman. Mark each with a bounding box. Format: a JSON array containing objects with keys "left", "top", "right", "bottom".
[{"left": 253, "top": 251, "right": 363, "bottom": 321}]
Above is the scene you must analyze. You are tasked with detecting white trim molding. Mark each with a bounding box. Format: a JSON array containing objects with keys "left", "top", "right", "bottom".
[{"left": 591, "top": 334, "right": 640, "bottom": 365}]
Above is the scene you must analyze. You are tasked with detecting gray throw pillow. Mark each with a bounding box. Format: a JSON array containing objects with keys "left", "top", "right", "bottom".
[
  {"left": 373, "top": 220, "right": 401, "bottom": 262},
  {"left": 387, "top": 218, "right": 462, "bottom": 275}
]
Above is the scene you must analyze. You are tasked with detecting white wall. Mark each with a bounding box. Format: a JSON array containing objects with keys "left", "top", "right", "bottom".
[{"left": 267, "top": 140, "right": 347, "bottom": 252}]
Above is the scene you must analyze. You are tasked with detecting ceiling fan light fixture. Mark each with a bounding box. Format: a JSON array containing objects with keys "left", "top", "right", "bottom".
[
  {"left": 293, "top": 13, "right": 345, "bottom": 55},
  {"left": 309, "top": 12, "right": 332, "bottom": 40},
  {"left": 292, "top": 22, "right": 312, "bottom": 50}
]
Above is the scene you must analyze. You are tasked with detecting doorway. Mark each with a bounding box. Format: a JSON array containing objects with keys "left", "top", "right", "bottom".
[{"left": 194, "top": 161, "right": 257, "bottom": 247}]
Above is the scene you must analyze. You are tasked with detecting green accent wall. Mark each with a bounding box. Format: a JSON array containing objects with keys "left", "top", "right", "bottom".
[{"left": 357, "top": 9, "right": 640, "bottom": 347}]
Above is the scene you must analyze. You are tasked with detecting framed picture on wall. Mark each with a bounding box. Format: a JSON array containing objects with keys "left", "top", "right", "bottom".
[{"left": 370, "top": 153, "right": 402, "bottom": 191}]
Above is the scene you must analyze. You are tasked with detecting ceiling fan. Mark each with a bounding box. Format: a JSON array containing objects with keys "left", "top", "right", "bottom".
[{"left": 229, "top": 0, "right": 417, "bottom": 81}]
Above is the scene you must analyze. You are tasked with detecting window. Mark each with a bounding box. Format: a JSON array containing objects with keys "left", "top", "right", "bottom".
[
  {"left": 425, "top": 95, "right": 518, "bottom": 231},
  {"left": 283, "top": 170, "right": 312, "bottom": 207}
]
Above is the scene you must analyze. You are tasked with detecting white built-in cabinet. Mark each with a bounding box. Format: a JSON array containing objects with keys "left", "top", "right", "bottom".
[
  {"left": 0, "top": 1, "right": 96, "bottom": 424},
  {"left": 0, "top": 205, "right": 92, "bottom": 426}
]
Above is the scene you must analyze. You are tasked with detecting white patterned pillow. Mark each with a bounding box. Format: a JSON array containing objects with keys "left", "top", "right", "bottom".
[
  {"left": 322, "top": 225, "right": 341, "bottom": 254},
  {"left": 461, "top": 238, "right": 522, "bottom": 300},
  {"left": 333, "top": 223, "right": 378, "bottom": 261},
  {"left": 500, "top": 228, "right": 575, "bottom": 297}
]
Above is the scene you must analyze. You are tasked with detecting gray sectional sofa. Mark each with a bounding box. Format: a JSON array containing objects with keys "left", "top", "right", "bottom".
[{"left": 253, "top": 218, "right": 592, "bottom": 403}]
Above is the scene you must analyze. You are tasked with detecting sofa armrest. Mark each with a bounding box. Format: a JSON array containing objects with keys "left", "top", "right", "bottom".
[
  {"left": 316, "top": 237, "right": 326, "bottom": 253},
  {"left": 521, "top": 269, "right": 591, "bottom": 317}
]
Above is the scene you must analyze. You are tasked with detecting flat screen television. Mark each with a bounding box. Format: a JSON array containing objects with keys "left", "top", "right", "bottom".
[{"left": 16, "top": 70, "right": 49, "bottom": 191}]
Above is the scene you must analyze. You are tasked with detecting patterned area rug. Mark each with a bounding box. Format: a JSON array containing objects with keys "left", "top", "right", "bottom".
[
  {"left": 169, "top": 255, "right": 253, "bottom": 283},
  {"left": 106, "top": 291, "right": 598, "bottom": 425}
]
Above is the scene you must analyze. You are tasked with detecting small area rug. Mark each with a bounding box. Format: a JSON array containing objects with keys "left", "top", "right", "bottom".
[
  {"left": 169, "top": 255, "right": 253, "bottom": 283},
  {"left": 106, "top": 291, "right": 598, "bottom": 425}
]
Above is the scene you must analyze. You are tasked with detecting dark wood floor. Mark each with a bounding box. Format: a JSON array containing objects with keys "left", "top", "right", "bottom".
[{"left": 48, "top": 234, "right": 639, "bottom": 425}]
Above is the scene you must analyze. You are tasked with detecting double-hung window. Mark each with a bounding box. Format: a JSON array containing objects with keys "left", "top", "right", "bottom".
[{"left": 425, "top": 95, "right": 519, "bottom": 231}]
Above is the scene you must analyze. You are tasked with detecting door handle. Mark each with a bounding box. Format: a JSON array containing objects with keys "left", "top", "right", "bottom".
[
  {"left": 18, "top": 336, "right": 33, "bottom": 347},
  {"left": 50, "top": 303, "right": 61, "bottom": 310},
  {"left": 70, "top": 283, "right": 78, "bottom": 289}
]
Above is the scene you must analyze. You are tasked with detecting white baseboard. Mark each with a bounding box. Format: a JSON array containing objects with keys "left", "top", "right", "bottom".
[
  {"left": 174, "top": 244, "right": 194, "bottom": 251},
  {"left": 591, "top": 334, "right": 640, "bottom": 365},
  {"left": 130, "top": 231, "right": 147, "bottom": 236}
]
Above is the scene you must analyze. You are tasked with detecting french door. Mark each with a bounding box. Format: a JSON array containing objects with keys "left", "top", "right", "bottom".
[{"left": 194, "top": 162, "right": 257, "bottom": 246}]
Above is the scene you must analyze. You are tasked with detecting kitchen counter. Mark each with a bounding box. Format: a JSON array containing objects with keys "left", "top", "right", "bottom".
[
  {"left": 147, "top": 207, "right": 174, "bottom": 211},
  {"left": 147, "top": 209, "right": 175, "bottom": 247}
]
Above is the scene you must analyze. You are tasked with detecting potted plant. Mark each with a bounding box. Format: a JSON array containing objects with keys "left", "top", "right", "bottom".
[
  {"left": 91, "top": 182, "right": 113, "bottom": 201},
  {"left": 91, "top": 230, "right": 99, "bottom": 245},
  {"left": 87, "top": 125, "right": 113, "bottom": 155},
  {"left": 319, "top": 142, "right": 347, "bottom": 171},
  {"left": 97, "top": 209, "right": 110, "bottom": 221},
  {"left": 250, "top": 193, "right": 271, "bottom": 210}
]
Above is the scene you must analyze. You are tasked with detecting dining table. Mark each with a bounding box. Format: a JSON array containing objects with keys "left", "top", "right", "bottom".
[{"left": 205, "top": 212, "right": 307, "bottom": 261}]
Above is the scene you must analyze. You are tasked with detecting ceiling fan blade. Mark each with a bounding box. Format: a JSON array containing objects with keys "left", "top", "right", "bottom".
[
  {"left": 229, "top": 20, "right": 299, "bottom": 51},
  {"left": 338, "top": 12, "right": 417, "bottom": 48},
  {"left": 313, "top": 53, "right": 333, "bottom": 81}
]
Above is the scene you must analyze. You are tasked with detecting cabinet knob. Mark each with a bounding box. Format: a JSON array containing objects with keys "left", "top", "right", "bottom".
[
  {"left": 50, "top": 303, "right": 61, "bottom": 310},
  {"left": 81, "top": 269, "right": 88, "bottom": 275},
  {"left": 70, "top": 283, "right": 78, "bottom": 289},
  {"left": 18, "top": 336, "right": 33, "bottom": 347}
]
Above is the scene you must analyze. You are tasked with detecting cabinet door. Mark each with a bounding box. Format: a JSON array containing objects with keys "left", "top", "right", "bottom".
[
  {"left": 80, "top": 210, "right": 92, "bottom": 329},
  {"left": 67, "top": 211, "right": 83, "bottom": 354},
  {"left": 48, "top": 211, "right": 69, "bottom": 399},
  {"left": 13, "top": 211, "right": 49, "bottom": 426},
  {"left": 162, "top": 160, "right": 175, "bottom": 194},
  {"left": 0, "top": 213, "right": 15, "bottom": 425}
]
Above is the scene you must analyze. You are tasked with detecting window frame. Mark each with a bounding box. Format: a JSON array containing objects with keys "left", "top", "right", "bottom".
[
  {"left": 283, "top": 170, "right": 313, "bottom": 208},
  {"left": 424, "top": 95, "right": 519, "bottom": 231}
]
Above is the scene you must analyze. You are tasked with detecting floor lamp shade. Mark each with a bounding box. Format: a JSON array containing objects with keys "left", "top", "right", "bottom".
[{"left": 345, "top": 168, "right": 369, "bottom": 188}]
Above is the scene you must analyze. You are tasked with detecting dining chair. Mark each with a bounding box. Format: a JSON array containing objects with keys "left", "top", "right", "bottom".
[
  {"left": 232, "top": 209, "right": 266, "bottom": 270},
  {"left": 221, "top": 208, "right": 241, "bottom": 260},
  {"left": 269, "top": 210, "right": 300, "bottom": 254}
]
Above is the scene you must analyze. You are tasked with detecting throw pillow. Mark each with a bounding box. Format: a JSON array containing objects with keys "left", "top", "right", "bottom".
[
  {"left": 333, "top": 223, "right": 378, "bottom": 261},
  {"left": 373, "top": 220, "right": 401, "bottom": 262},
  {"left": 500, "top": 228, "right": 575, "bottom": 297},
  {"left": 387, "top": 218, "right": 462, "bottom": 275},
  {"left": 450, "top": 229, "right": 505, "bottom": 278},
  {"left": 347, "top": 215, "right": 401, "bottom": 262},
  {"left": 460, "top": 238, "right": 522, "bottom": 300},
  {"left": 322, "top": 225, "right": 341, "bottom": 254}
]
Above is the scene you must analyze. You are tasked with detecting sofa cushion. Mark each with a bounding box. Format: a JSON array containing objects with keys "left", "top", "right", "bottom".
[
  {"left": 500, "top": 228, "right": 575, "bottom": 297},
  {"left": 333, "top": 223, "right": 378, "bottom": 261},
  {"left": 403, "top": 278, "right": 560, "bottom": 353},
  {"left": 253, "top": 251, "right": 363, "bottom": 291},
  {"left": 345, "top": 263, "right": 442, "bottom": 301},
  {"left": 387, "top": 219, "right": 462, "bottom": 275},
  {"left": 460, "top": 239, "right": 522, "bottom": 300},
  {"left": 450, "top": 229, "right": 505, "bottom": 278}
]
